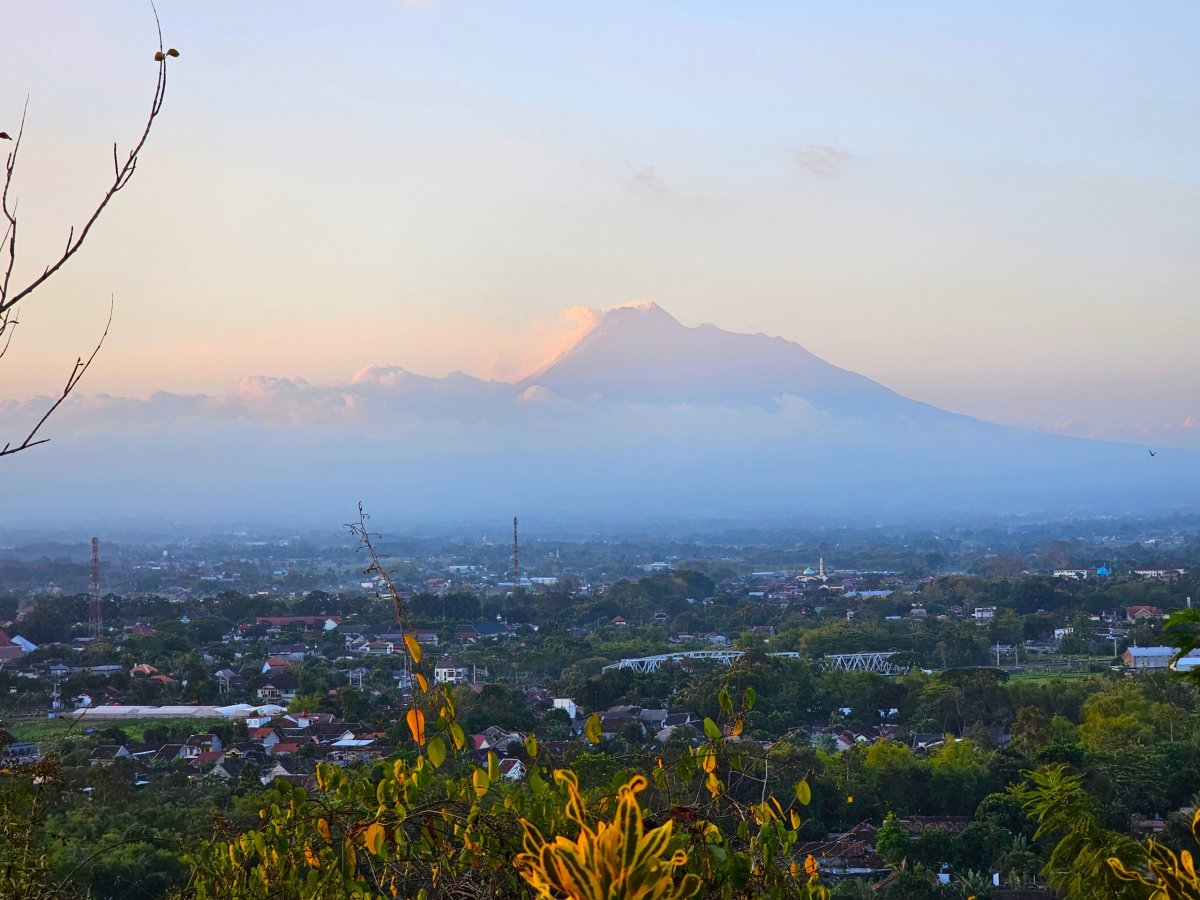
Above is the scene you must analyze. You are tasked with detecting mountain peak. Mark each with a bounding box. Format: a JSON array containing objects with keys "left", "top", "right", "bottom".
[
  {"left": 516, "top": 301, "right": 939, "bottom": 420},
  {"left": 594, "top": 301, "right": 681, "bottom": 330}
]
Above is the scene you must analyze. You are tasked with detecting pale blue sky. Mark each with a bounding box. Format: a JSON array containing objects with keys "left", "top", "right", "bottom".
[{"left": 3, "top": 0, "right": 1199, "bottom": 446}]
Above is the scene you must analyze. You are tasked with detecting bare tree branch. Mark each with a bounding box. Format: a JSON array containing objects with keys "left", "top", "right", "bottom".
[
  {"left": 1, "top": 7, "right": 178, "bottom": 458},
  {"left": 0, "top": 298, "right": 112, "bottom": 458}
]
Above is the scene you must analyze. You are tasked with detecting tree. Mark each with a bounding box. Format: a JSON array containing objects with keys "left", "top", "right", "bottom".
[{"left": 0, "top": 16, "right": 178, "bottom": 458}]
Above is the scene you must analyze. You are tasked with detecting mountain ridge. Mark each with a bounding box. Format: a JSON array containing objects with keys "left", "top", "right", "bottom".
[{"left": 518, "top": 302, "right": 969, "bottom": 424}]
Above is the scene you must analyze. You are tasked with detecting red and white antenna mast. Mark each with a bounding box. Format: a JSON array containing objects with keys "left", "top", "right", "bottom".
[{"left": 88, "top": 537, "right": 102, "bottom": 639}]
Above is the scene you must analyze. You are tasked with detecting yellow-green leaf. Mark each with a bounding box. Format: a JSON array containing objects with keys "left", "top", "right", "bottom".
[
  {"left": 525, "top": 734, "right": 538, "bottom": 758},
  {"left": 450, "top": 721, "right": 466, "bottom": 750},
  {"left": 472, "top": 768, "right": 490, "bottom": 798},
  {"left": 427, "top": 735, "right": 446, "bottom": 768},
  {"left": 585, "top": 713, "right": 602, "bottom": 744},
  {"left": 795, "top": 779, "right": 812, "bottom": 806},
  {"left": 404, "top": 633, "right": 422, "bottom": 664},
  {"left": 703, "top": 717, "right": 722, "bottom": 741}
]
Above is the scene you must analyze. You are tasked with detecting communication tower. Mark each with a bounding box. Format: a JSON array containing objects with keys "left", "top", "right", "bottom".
[
  {"left": 88, "top": 538, "right": 102, "bottom": 639},
  {"left": 512, "top": 516, "right": 520, "bottom": 590}
]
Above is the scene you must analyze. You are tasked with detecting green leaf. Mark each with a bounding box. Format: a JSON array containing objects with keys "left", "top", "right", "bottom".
[
  {"left": 703, "top": 717, "right": 722, "bottom": 741},
  {"left": 585, "top": 713, "right": 602, "bottom": 744},
  {"left": 742, "top": 686, "right": 757, "bottom": 710},
  {"left": 530, "top": 767, "right": 547, "bottom": 795},
  {"left": 426, "top": 735, "right": 446, "bottom": 768},
  {"left": 795, "top": 779, "right": 812, "bottom": 806},
  {"left": 718, "top": 687, "right": 733, "bottom": 715},
  {"left": 525, "top": 734, "right": 538, "bottom": 758}
]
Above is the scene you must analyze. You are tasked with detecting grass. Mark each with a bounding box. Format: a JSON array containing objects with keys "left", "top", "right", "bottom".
[{"left": 6, "top": 716, "right": 226, "bottom": 745}]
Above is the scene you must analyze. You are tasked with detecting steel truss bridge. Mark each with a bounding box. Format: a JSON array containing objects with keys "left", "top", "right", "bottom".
[{"left": 601, "top": 650, "right": 905, "bottom": 675}]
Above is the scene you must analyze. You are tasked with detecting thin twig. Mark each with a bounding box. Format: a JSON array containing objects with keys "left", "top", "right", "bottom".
[{"left": 0, "top": 298, "right": 111, "bottom": 457}]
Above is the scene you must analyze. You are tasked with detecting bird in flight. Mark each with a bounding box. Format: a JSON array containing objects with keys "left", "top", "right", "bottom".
[{"left": 1149, "top": 449, "right": 1157, "bottom": 457}]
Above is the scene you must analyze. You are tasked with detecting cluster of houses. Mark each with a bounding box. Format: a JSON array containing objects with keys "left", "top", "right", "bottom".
[{"left": 76, "top": 709, "right": 537, "bottom": 788}]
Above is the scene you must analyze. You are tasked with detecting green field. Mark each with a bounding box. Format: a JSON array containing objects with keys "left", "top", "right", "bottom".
[{"left": 5, "top": 716, "right": 228, "bottom": 745}]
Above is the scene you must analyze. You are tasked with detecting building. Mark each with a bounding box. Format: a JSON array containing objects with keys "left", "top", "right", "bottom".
[
  {"left": 0, "top": 630, "right": 26, "bottom": 662},
  {"left": 257, "top": 672, "right": 300, "bottom": 704},
  {"left": 434, "top": 657, "right": 469, "bottom": 685},
  {"left": 1122, "top": 647, "right": 1176, "bottom": 670},
  {"left": 1126, "top": 606, "right": 1163, "bottom": 623}
]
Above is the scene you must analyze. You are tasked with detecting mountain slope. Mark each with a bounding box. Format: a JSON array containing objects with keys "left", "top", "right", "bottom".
[{"left": 519, "top": 303, "right": 959, "bottom": 423}]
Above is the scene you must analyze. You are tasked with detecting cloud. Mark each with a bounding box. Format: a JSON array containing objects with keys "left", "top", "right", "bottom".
[
  {"left": 477, "top": 305, "right": 603, "bottom": 383},
  {"left": 791, "top": 143, "right": 856, "bottom": 178}
]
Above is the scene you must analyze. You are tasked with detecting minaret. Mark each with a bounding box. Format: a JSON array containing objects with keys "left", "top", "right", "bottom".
[{"left": 818, "top": 557, "right": 825, "bottom": 580}]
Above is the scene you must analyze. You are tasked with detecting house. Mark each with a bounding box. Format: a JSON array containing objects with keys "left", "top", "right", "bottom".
[
  {"left": 188, "top": 751, "right": 225, "bottom": 768},
  {"left": 1126, "top": 606, "right": 1163, "bottom": 623},
  {"left": 150, "top": 744, "right": 185, "bottom": 765},
  {"left": 455, "top": 621, "right": 507, "bottom": 643},
  {"left": 478, "top": 726, "right": 524, "bottom": 754},
  {"left": 89, "top": 745, "right": 130, "bottom": 766},
  {"left": 0, "top": 630, "right": 27, "bottom": 662},
  {"left": 182, "top": 733, "right": 223, "bottom": 758},
  {"left": 1122, "top": 647, "right": 1175, "bottom": 670},
  {"left": 498, "top": 758, "right": 526, "bottom": 780},
  {"left": 257, "top": 671, "right": 300, "bottom": 704},
  {"left": 552, "top": 698, "right": 578, "bottom": 719},
  {"left": 129, "top": 663, "right": 158, "bottom": 677},
  {"left": 209, "top": 759, "right": 248, "bottom": 781},
  {"left": 434, "top": 657, "right": 469, "bottom": 685},
  {"left": 972, "top": 607, "right": 996, "bottom": 622},
  {"left": 249, "top": 727, "right": 281, "bottom": 751}
]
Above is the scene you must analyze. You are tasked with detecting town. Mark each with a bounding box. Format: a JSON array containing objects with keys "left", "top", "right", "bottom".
[{"left": 2, "top": 516, "right": 1198, "bottom": 897}]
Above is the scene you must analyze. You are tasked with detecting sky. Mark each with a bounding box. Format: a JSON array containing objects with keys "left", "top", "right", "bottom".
[{"left": 3, "top": 0, "right": 1199, "bottom": 449}]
